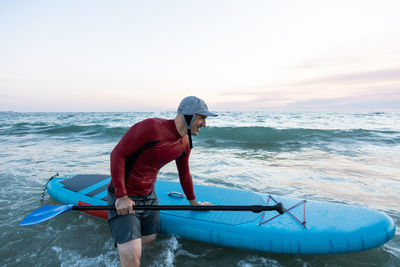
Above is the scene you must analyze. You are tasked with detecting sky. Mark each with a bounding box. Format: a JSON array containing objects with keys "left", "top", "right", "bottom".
[{"left": 0, "top": 0, "right": 399, "bottom": 112}]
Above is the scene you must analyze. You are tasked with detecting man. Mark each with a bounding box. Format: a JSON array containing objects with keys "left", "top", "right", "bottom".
[{"left": 107, "top": 96, "right": 217, "bottom": 267}]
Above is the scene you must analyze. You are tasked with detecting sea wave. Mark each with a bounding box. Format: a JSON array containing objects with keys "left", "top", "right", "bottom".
[
  {"left": 1, "top": 121, "right": 399, "bottom": 149},
  {"left": 0, "top": 122, "right": 128, "bottom": 140},
  {"left": 197, "top": 126, "right": 400, "bottom": 149}
]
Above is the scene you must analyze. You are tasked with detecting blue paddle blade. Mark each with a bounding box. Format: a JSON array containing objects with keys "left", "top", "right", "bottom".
[{"left": 20, "top": 205, "right": 74, "bottom": 226}]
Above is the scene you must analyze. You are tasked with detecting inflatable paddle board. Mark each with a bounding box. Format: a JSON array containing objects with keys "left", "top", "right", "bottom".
[{"left": 46, "top": 174, "right": 395, "bottom": 254}]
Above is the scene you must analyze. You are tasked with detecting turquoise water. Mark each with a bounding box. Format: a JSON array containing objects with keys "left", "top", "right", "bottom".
[{"left": 1, "top": 111, "right": 399, "bottom": 266}]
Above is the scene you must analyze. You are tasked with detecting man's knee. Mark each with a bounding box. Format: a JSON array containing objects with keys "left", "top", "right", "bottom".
[{"left": 117, "top": 239, "right": 142, "bottom": 267}]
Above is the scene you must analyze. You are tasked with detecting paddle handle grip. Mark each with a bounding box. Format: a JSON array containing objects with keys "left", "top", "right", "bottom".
[{"left": 72, "top": 203, "right": 285, "bottom": 214}]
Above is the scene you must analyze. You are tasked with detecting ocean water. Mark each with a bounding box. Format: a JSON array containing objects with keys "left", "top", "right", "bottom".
[{"left": 0, "top": 111, "right": 399, "bottom": 267}]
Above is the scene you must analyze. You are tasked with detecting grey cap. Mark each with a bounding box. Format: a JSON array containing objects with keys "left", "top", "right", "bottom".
[{"left": 177, "top": 96, "right": 218, "bottom": 117}]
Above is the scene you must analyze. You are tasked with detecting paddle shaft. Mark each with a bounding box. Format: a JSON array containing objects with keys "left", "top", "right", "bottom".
[
  {"left": 72, "top": 203, "right": 285, "bottom": 214},
  {"left": 20, "top": 203, "right": 285, "bottom": 226}
]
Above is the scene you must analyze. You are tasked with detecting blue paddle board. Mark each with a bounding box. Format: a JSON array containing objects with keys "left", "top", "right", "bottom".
[{"left": 46, "top": 174, "right": 395, "bottom": 254}]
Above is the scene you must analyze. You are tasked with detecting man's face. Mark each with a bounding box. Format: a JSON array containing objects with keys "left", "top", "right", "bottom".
[{"left": 191, "top": 114, "right": 207, "bottom": 136}]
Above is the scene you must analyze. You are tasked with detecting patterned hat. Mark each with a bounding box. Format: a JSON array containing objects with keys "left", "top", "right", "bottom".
[{"left": 177, "top": 96, "right": 218, "bottom": 117}]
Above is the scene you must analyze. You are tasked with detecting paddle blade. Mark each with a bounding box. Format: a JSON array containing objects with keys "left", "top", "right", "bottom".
[{"left": 20, "top": 205, "right": 74, "bottom": 226}]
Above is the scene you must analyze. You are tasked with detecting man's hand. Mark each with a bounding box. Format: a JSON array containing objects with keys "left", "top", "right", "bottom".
[
  {"left": 115, "top": 196, "right": 135, "bottom": 215},
  {"left": 189, "top": 199, "right": 211, "bottom": 206}
]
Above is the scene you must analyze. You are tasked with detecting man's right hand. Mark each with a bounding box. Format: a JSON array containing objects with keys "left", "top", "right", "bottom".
[{"left": 115, "top": 196, "right": 135, "bottom": 215}]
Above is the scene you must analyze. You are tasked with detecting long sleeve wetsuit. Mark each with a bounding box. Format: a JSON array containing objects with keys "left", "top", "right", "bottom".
[{"left": 109, "top": 118, "right": 195, "bottom": 200}]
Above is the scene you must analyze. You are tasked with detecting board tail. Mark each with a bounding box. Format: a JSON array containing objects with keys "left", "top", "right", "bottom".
[{"left": 77, "top": 201, "right": 108, "bottom": 219}]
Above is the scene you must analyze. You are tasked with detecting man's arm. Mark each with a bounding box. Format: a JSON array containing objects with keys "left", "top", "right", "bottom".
[
  {"left": 176, "top": 151, "right": 211, "bottom": 206},
  {"left": 175, "top": 152, "right": 195, "bottom": 201}
]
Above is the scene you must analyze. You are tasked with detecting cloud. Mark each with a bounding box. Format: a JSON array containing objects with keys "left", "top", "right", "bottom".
[
  {"left": 216, "top": 67, "right": 400, "bottom": 111},
  {"left": 279, "top": 92, "right": 400, "bottom": 112},
  {"left": 294, "top": 68, "right": 400, "bottom": 87}
]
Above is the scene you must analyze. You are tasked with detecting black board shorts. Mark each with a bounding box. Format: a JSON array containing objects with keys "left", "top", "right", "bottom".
[{"left": 107, "top": 189, "right": 160, "bottom": 245}]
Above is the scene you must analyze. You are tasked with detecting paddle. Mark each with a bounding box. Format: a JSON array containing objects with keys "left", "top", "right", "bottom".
[{"left": 20, "top": 203, "right": 285, "bottom": 226}]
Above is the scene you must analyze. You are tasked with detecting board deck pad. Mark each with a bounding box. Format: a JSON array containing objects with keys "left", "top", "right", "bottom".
[
  {"left": 60, "top": 174, "right": 109, "bottom": 192},
  {"left": 47, "top": 174, "right": 396, "bottom": 254}
]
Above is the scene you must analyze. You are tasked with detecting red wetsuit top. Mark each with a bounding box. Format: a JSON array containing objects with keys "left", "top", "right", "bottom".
[{"left": 109, "top": 118, "right": 195, "bottom": 200}]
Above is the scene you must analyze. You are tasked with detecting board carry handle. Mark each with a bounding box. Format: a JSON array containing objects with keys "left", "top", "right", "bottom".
[{"left": 168, "top": 192, "right": 186, "bottom": 198}]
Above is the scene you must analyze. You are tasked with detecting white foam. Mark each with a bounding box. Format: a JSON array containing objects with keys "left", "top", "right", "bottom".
[
  {"left": 51, "top": 244, "right": 119, "bottom": 267},
  {"left": 176, "top": 249, "right": 203, "bottom": 259},
  {"left": 149, "top": 235, "right": 180, "bottom": 267},
  {"left": 162, "top": 236, "right": 179, "bottom": 267},
  {"left": 237, "top": 256, "right": 282, "bottom": 267}
]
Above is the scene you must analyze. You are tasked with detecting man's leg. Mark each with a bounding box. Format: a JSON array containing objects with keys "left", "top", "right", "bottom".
[
  {"left": 141, "top": 192, "right": 159, "bottom": 247},
  {"left": 142, "top": 233, "right": 157, "bottom": 245},
  {"left": 108, "top": 190, "right": 159, "bottom": 267},
  {"left": 116, "top": 233, "right": 156, "bottom": 267},
  {"left": 117, "top": 238, "right": 142, "bottom": 267}
]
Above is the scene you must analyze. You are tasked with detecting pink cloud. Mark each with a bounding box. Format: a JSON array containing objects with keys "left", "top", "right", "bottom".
[{"left": 216, "top": 68, "right": 400, "bottom": 111}]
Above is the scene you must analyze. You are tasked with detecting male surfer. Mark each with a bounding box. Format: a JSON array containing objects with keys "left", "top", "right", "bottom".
[{"left": 107, "top": 96, "right": 217, "bottom": 267}]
